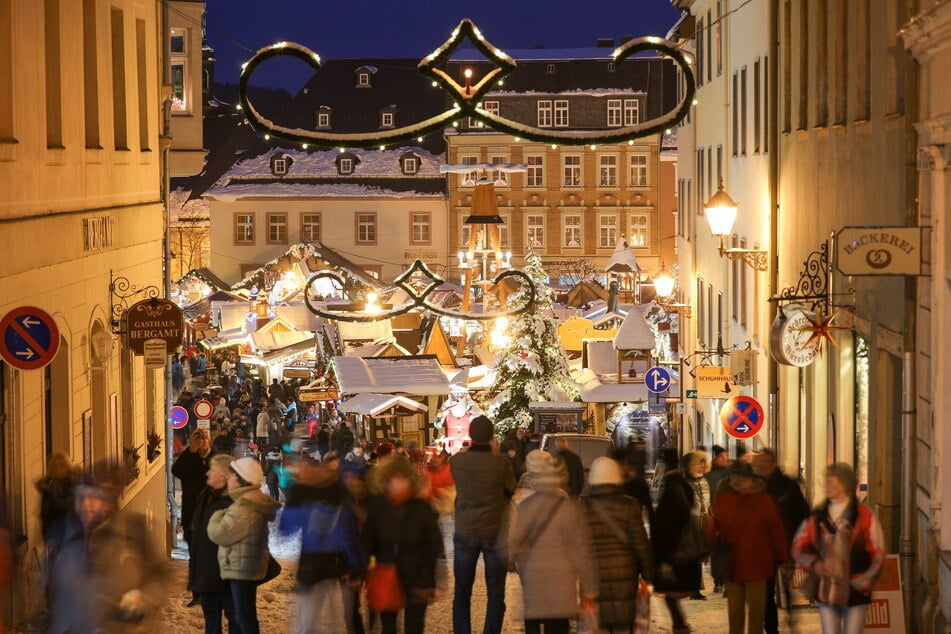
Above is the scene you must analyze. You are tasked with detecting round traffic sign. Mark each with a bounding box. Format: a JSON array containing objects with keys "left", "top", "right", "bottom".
[
  {"left": 193, "top": 399, "right": 214, "bottom": 419},
  {"left": 644, "top": 366, "right": 672, "bottom": 394},
  {"left": 170, "top": 406, "right": 189, "bottom": 430},
  {"left": 0, "top": 306, "right": 60, "bottom": 371},
  {"left": 720, "top": 396, "right": 765, "bottom": 439}
]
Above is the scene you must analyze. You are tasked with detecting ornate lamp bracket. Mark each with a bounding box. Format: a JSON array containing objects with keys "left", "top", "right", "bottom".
[
  {"left": 110, "top": 270, "right": 161, "bottom": 333},
  {"left": 723, "top": 247, "right": 769, "bottom": 272},
  {"left": 768, "top": 241, "right": 855, "bottom": 313}
]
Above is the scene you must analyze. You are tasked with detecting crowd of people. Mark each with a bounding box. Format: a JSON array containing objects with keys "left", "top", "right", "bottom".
[{"left": 27, "top": 393, "right": 888, "bottom": 634}]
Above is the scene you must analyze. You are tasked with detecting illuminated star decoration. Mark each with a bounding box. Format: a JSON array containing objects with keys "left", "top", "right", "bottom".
[{"left": 794, "top": 310, "right": 851, "bottom": 354}]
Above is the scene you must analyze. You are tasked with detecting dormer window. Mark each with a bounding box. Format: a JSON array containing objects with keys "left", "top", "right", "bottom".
[
  {"left": 381, "top": 112, "right": 393, "bottom": 127},
  {"left": 336, "top": 151, "right": 358, "bottom": 175},
  {"left": 607, "top": 62, "right": 616, "bottom": 72},
  {"left": 400, "top": 151, "right": 420, "bottom": 175},
  {"left": 355, "top": 65, "right": 377, "bottom": 88},
  {"left": 546, "top": 64, "right": 556, "bottom": 74},
  {"left": 269, "top": 153, "right": 293, "bottom": 176},
  {"left": 358, "top": 72, "right": 370, "bottom": 86},
  {"left": 316, "top": 106, "right": 332, "bottom": 129}
]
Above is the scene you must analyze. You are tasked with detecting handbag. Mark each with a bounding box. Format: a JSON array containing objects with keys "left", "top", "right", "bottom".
[
  {"left": 511, "top": 497, "right": 565, "bottom": 570},
  {"left": 258, "top": 554, "right": 281, "bottom": 585},
  {"left": 673, "top": 517, "right": 710, "bottom": 565},
  {"left": 365, "top": 562, "right": 406, "bottom": 612}
]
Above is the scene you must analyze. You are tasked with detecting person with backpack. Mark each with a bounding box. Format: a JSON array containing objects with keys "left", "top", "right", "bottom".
[
  {"left": 582, "top": 456, "right": 652, "bottom": 634},
  {"left": 792, "top": 463, "right": 885, "bottom": 634},
  {"left": 280, "top": 458, "right": 367, "bottom": 634}
]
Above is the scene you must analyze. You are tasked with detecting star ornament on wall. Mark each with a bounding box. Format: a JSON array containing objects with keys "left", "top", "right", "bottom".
[{"left": 794, "top": 310, "right": 851, "bottom": 354}]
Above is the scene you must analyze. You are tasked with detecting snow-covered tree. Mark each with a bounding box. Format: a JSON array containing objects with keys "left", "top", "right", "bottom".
[{"left": 485, "top": 250, "right": 578, "bottom": 436}]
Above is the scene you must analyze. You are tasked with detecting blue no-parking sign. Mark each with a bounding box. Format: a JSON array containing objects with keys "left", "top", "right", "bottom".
[
  {"left": 170, "top": 406, "right": 189, "bottom": 430},
  {"left": 0, "top": 306, "right": 60, "bottom": 371},
  {"left": 645, "top": 366, "right": 672, "bottom": 394},
  {"left": 720, "top": 396, "right": 765, "bottom": 439}
]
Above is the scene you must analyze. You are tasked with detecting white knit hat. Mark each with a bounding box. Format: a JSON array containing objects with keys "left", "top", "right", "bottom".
[
  {"left": 231, "top": 456, "right": 264, "bottom": 487},
  {"left": 588, "top": 456, "right": 624, "bottom": 486}
]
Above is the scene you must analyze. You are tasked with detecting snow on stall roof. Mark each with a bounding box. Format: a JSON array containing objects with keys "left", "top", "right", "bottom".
[
  {"left": 605, "top": 240, "right": 642, "bottom": 273},
  {"left": 251, "top": 330, "right": 313, "bottom": 353},
  {"left": 203, "top": 182, "right": 442, "bottom": 202},
  {"left": 614, "top": 306, "right": 657, "bottom": 351},
  {"left": 273, "top": 304, "right": 322, "bottom": 331},
  {"left": 580, "top": 376, "right": 650, "bottom": 403},
  {"left": 337, "top": 393, "right": 427, "bottom": 416},
  {"left": 216, "top": 303, "right": 251, "bottom": 332},
  {"left": 336, "top": 319, "right": 394, "bottom": 343},
  {"left": 334, "top": 355, "right": 450, "bottom": 396}
]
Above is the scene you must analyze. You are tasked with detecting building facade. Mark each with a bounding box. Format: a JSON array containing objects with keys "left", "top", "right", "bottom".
[
  {"left": 0, "top": 0, "right": 169, "bottom": 625},
  {"left": 445, "top": 50, "right": 678, "bottom": 284}
]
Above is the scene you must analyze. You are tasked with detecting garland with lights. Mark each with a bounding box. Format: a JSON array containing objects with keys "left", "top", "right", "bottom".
[{"left": 237, "top": 19, "right": 695, "bottom": 149}]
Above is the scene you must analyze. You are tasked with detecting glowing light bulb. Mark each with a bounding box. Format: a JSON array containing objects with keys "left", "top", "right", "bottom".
[
  {"left": 464, "top": 68, "right": 473, "bottom": 79},
  {"left": 264, "top": 134, "right": 270, "bottom": 140}
]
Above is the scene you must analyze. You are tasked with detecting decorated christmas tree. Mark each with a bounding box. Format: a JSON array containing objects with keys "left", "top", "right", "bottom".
[{"left": 485, "top": 250, "right": 578, "bottom": 436}]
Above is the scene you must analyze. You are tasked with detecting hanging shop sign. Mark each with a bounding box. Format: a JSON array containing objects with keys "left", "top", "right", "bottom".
[
  {"left": 283, "top": 368, "right": 312, "bottom": 379},
  {"left": 126, "top": 298, "right": 184, "bottom": 355},
  {"left": 299, "top": 388, "right": 339, "bottom": 403},
  {"left": 694, "top": 366, "right": 740, "bottom": 399},
  {"left": 835, "top": 226, "right": 921, "bottom": 276},
  {"left": 770, "top": 303, "right": 821, "bottom": 367},
  {"left": 730, "top": 349, "right": 757, "bottom": 386}
]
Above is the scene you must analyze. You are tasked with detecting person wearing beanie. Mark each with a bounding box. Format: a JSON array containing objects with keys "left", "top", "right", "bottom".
[
  {"left": 449, "top": 415, "right": 517, "bottom": 634},
  {"left": 582, "top": 456, "right": 653, "bottom": 633},
  {"left": 207, "top": 456, "right": 280, "bottom": 634},
  {"left": 508, "top": 451, "right": 599, "bottom": 633},
  {"left": 706, "top": 444, "right": 733, "bottom": 593}
]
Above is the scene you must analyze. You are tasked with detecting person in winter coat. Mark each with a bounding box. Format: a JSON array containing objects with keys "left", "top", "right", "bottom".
[
  {"left": 333, "top": 421, "right": 355, "bottom": 454},
  {"left": 363, "top": 457, "right": 444, "bottom": 634},
  {"left": 172, "top": 429, "right": 212, "bottom": 547},
  {"left": 49, "top": 461, "right": 166, "bottom": 634},
  {"left": 508, "top": 450, "right": 599, "bottom": 634},
  {"left": 191, "top": 454, "right": 236, "bottom": 634},
  {"left": 792, "top": 463, "right": 885, "bottom": 634},
  {"left": 652, "top": 452, "right": 704, "bottom": 634},
  {"left": 683, "top": 451, "right": 712, "bottom": 600},
  {"left": 172, "top": 356, "right": 186, "bottom": 395},
  {"left": 650, "top": 447, "right": 680, "bottom": 508},
  {"left": 255, "top": 402, "right": 271, "bottom": 449},
  {"left": 449, "top": 415, "right": 517, "bottom": 634},
  {"left": 281, "top": 460, "right": 367, "bottom": 634},
  {"left": 207, "top": 456, "right": 281, "bottom": 634},
  {"left": 35, "top": 452, "right": 79, "bottom": 546},
  {"left": 755, "top": 448, "right": 810, "bottom": 634},
  {"left": 582, "top": 456, "right": 652, "bottom": 634},
  {"left": 553, "top": 437, "right": 585, "bottom": 497},
  {"left": 710, "top": 464, "right": 789, "bottom": 634}
]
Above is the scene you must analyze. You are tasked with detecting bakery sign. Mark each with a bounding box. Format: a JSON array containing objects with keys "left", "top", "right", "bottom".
[
  {"left": 769, "top": 303, "right": 821, "bottom": 367},
  {"left": 125, "top": 298, "right": 184, "bottom": 355},
  {"left": 836, "top": 226, "right": 921, "bottom": 276}
]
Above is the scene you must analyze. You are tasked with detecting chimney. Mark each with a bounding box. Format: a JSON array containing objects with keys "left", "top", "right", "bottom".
[{"left": 596, "top": 38, "right": 614, "bottom": 48}]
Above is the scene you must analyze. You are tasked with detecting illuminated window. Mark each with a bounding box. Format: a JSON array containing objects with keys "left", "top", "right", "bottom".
[{"left": 563, "top": 215, "right": 582, "bottom": 248}]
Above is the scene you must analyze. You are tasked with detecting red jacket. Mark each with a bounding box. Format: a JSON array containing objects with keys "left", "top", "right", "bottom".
[{"left": 711, "top": 474, "right": 788, "bottom": 583}]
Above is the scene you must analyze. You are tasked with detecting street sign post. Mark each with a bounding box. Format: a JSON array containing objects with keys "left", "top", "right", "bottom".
[
  {"left": 0, "top": 306, "right": 60, "bottom": 371},
  {"left": 645, "top": 366, "right": 672, "bottom": 394},
  {"left": 695, "top": 366, "right": 740, "bottom": 398},
  {"left": 720, "top": 395, "right": 765, "bottom": 439},
  {"left": 193, "top": 399, "right": 214, "bottom": 420},
  {"left": 686, "top": 389, "right": 698, "bottom": 399},
  {"left": 170, "top": 406, "right": 189, "bottom": 430}
]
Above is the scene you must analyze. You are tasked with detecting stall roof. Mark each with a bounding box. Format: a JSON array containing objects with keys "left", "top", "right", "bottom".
[
  {"left": 200, "top": 328, "right": 245, "bottom": 350},
  {"left": 579, "top": 375, "right": 650, "bottom": 403},
  {"left": 251, "top": 330, "right": 314, "bottom": 353},
  {"left": 337, "top": 393, "right": 428, "bottom": 416},
  {"left": 183, "top": 290, "right": 244, "bottom": 320},
  {"left": 614, "top": 307, "right": 657, "bottom": 351},
  {"left": 254, "top": 338, "right": 317, "bottom": 365},
  {"left": 274, "top": 304, "right": 322, "bottom": 331},
  {"left": 334, "top": 355, "right": 450, "bottom": 396},
  {"left": 335, "top": 319, "right": 394, "bottom": 343}
]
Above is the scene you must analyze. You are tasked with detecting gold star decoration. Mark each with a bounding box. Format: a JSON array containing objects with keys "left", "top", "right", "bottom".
[{"left": 795, "top": 310, "right": 852, "bottom": 354}]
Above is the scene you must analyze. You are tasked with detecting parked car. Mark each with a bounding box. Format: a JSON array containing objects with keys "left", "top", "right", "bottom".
[{"left": 539, "top": 433, "right": 614, "bottom": 484}]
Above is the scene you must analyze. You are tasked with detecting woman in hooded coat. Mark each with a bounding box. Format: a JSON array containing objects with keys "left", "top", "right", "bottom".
[{"left": 190, "top": 454, "right": 236, "bottom": 634}]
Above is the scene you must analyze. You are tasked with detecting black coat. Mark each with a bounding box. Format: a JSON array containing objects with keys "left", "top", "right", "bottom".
[
  {"left": 189, "top": 487, "right": 233, "bottom": 593},
  {"left": 652, "top": 470, "right": 701, "bottom": 593},
  {"left": 172, "top": 449, "right": 211, "bottom": 541},
  {"left": 558, "top": 449, "right": 585, "bottom": 497},
  {"left": 621, "top": 475, "right": 654, "bottom": 529},
  {"left": 764, "top": 468, "right": 810, "bottom": 543},
  {"left": 363, "top": 495, "right": 443, "bottom": 595}
]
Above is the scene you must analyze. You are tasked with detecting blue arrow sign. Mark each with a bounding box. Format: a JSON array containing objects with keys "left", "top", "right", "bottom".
[
  {"left": 0, "top": 306, "right": 60, "bottom": 371},
  {"left": 645, "top": 366, "right": 672, "bottom": 394}
]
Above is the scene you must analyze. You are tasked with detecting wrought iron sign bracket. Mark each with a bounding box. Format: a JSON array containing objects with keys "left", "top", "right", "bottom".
[
  {"left": 768, "top": 240, "right": 855, "bottom": 314},
  {"left": 109, "top": 270, "right": 161, "bottom": 334}
]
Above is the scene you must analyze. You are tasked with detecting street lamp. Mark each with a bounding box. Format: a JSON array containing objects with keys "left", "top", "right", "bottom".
[
  {"left": 652, "top": 264, "right": 692, "bottom": 318},
  {"left": 653, "top": 269, "right": 676, "bottom": 299},
  {"left": 703, "top": 180, "right": 768, "bottom": 271},
  {"left": 90, "top": 329, "right": 116, "bottom": 368}
]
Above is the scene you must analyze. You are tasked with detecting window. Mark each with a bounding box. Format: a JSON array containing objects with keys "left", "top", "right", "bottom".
[
  {"left": 135, "top": 19, "right": 149, "bottom": 151},
  {"left": 460, "top": 155, "right": 478, "bottom": 186},
  {"left": 537, "top": 100, "right": 552, "bottom": 127},
  {"left": 816, "top": 0, "right": 829, "bottom": 126},
  {"left": 799, "top": 0, "right": 809, "bottom": 130},
  {"left": 697, "top": 18, "right": 704, "bottom": 87},
  {"left": 697, "top": 148, "right": 705, "bottom": 207},
  {"left": 483, "top": 100, "right": 499, "bottom": 116},
  {"left": 273, "top": 158, "right": 288, "bottom": 175},
  {"left": 357, "top": 72, "right": 370, "bottom": 86},
  {"left": 599, "top": 215, "right": 618, "bottom": 248},
  {"left": 732, "top": 72, "right": 738, "bottom": 156},
  {"left": 1, "top": 0, "right": 14, "bottom": 140},
  {"left": 110, "top": 8, "right": 127, "bottom": 150},
  {"left": 234, "top": 213, "right": 254, "bottom": 245},
  {"left": 381, "top": 111, "right": 394, "bottom": 127},
  {"left": 763, "top": 56, "right": 769, "bottom": 153},
  {"left": 499, "top": 222, "right": 510, "bottom": 249},
  {"left": 623, "top": 100, "right": 639, "bottom": 126},
  {"left": 547, "top": 63, "right": 556, "bottom": 74},
  {"left": 834, "top": 1, "right": 848, "bottom": 125},
  {"left": 461, "top": 225, "right": 471, "bottom": 249},
  {"left": 782, "top": 0, "right": 791, "bottom": 133},
  {"left": 317, "top": 112, "right": 330, "bottom": 127},
  {"left": 629, "top": 154, "right": 648, "bottom": 187},
  {"left": 706, "top": 9, "right": 713, "bottom": 83},
  {"left": 266, "top": 213, "right": 287, "bottom": 244},
  {"left": 301, "top": 213, "right": 321, "bottom": 242},
  {"left": 607, "top": 62, "right": 616, "bottom": 73},
  {"left": 629, "top": 214, "right": 649, "bottom": 248},
  {"left": 856, "top": 0, "right": 870, "bottom": 121},
  {"left": 410, "top": 212, "right": 431, "bottom": 244},
  {"left": 527, "top": 215, "right": 545, "bottom": 248},
  {"left": 563, "top": 155, "right": 582, "bottom": 187},
  {"left": 607, "top": 99, "right": 622, "bottom": 127},
  {"left": 356, "top": 213, "right": 377, "bottom": 244},
  {"left": 563, "top": 215, "right": 582, "bottom": 248},
  {"left": 339, "top": 157, "right": 353, "bottom": 175},
  {"left": 697, "top": 277, "right": 705, "bottom": 345},
  {"left": 716, "top": 1, "right": 722, "bottom": 76},
  {"left": 526, "top": 155, "right": 544, "bottom": 187},
  {"left": 599, "top": 155, "right": 618, "bottom": 187},
  {"left": 754, "top": 59, "right": 761, "bottom": 152},
  {"left": 716, "top": 145, "right": 723, "bottom": 185},
  {"left": 741, "top": 66, "right": 747, "bottom": 156},
  {"left": 554, "top": 100, "right": 569, "bottom": 127},
  {"left": 170, "top": 30, "right": 184, "bottom": 53},
  {"left": 402, "top": 156, "right": 418, "bottom": 174},
  {"left": 489, "top": 155, "right": 507, "bottom": 185},
  {"left": 45, "top": 0, "right": 62, "bottom": 148},
  {"left": 169, "top": 25, "right": 186, "bottom": 114},
  {"left": 171, "top": 63, "right": 185, "bottom": 112}
]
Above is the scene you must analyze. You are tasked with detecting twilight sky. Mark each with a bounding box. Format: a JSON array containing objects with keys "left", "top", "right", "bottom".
[{"left": 204, "top": 0, "right": 683, "bottom": 92}]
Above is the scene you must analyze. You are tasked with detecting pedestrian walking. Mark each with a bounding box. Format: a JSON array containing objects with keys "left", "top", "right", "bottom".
[
  {"left": 449, "top": 415, "right": 517, "bottom": 634},
  {"left": 710, "top": 463, "right": 788, "bottom": 634},
  {"left": 363, "top": 457, "right": 443, "bottom": 634},
  {"left": 553, "top": 437, "right": 585, "bottom": 497},
  {"left": 792, "top": 463, "right": 886, "bottom": 634},
  {"left": 705, "top": 445, "right": 732, "bottom": 593},
  {"left": 754, "top": 448, "right": 810, "bottom": 633},
  {"left": 508, "top": 450, "right": 598, "bottom": 634},
  {"left": 582, "top": 456, "right": 652, "bottom": 634},
  {"left": 207, "top": 456, "right": 280, "bottom": 634},
  {"left": 652, "top": 451, "right": 707, "bottom": 634},
  {"left": 649, "top": 447, "right": 679, "bottom": 509},
  {"left": 281, "top": 458, "right": 367, "bottom": 634},
  {"left": 35, "top": 452, "right": 79, "bottom": 547},
  {"left": 191, "top": 454, "right": 236, "bottom": 634},
  {"left": 173, "top": 429, "right": 212, "bottom": 545},
  {"left": 255, "top": 401, "right": 270, "bottom": 449},
  {"left": 172, "top": 355, "right": 186, "bottom": 395},
  {"left": 683, "top": 451, "right": 711, "bottom": 600}
]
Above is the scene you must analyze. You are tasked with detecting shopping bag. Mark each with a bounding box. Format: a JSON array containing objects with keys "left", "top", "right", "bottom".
[
  {"left": 634, "top": 579, "right": 651, "bottom": 634},
  {"left": 365, "top": 563, "right": 406, "bottom": 613},
  {"left": 576, "top": 606, "right": 599, "bottom": 634}
]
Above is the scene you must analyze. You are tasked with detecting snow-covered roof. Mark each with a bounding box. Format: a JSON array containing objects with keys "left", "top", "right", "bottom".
[
  {"left": 251, "top": 330, "right": 313, "bottom": 353},
  {"left": 334, "top": 355, "right": 450, "bottom": 396},
  {"left": 200, "top": 328, "right": 245, "bottom": 350},
  {"left": 337, "top": 393, "right": 427, "bottom": 417},
  {"left": 605, "top": 240, "right": 642, "bottom": 273},
  {"left": 579, "top": 375, "right": 650, "bottom": 403},
  {"left": 273, "top": 305, "right": 322, "bottom": 332},
  {"left": 203, "top": 182, "right": 443, "bottom": 202},
  {"left": 336, "top": 319, "right": 394, "bottom": 343},
  {"left": 614, "top": 308, "right": 657, "bottom": 351},
  {"left": 216, "top": 303, "right": 251, "bottom": 332}
]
